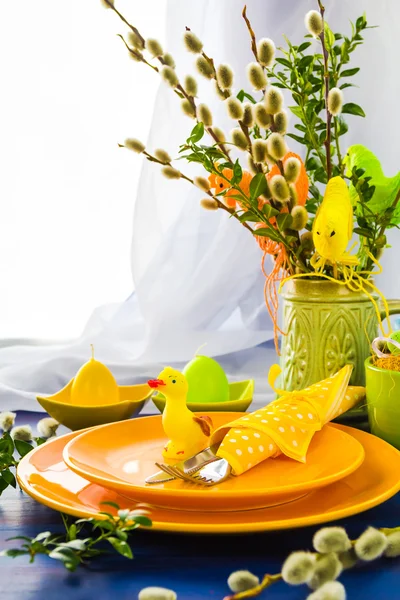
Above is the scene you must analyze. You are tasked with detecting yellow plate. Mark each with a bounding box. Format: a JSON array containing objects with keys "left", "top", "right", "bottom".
[
  {"left": 62, "top": 413, "right": 364, "bottom": 511},
  {"left": 37, "top": 380, "right": 153, "bottom": 430},
  {"left": 17, "top": 424, "right": 400, "bottom": 533},
  {"left": 152, "top": 380, "right": 254, "bottom": 414}
]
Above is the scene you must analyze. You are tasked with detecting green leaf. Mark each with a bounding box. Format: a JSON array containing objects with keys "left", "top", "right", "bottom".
[
  {"left": 261, "top": 204, "right": 279, "bottom": 218},
  {"left": 131, "top": 516, "right": 152, "bottom": 528},
  {"left": 188, "top": 122, "right": 204, "bottom": 143},
  {"left": 298, "top": 55, "right": 314, "bottom": 69},
  {"left": 239, "top": 211, "right": 261, "bottom": 223},
  {"left": 298, "top": 41, "right": 312, "bottom": 53},
  {"left": 33, "top": 531, "right": 52, "bottom": 543},
  {"left": 253, "top": 228, "right": 281, "bottom": 242},
  {"left": 231, "top": 160, "right": 243, "bottom": 185},
  {"left": 100, "top": 501, "right": 120, "bottom": 511},
  {"left": 341, "top": 67, "right": 360, "bottom": 77},
  {"left": 0, "top": 549, "right": 28, "bottom": 558},
  {"left": 354, "top": 227, "right": 374, "bottom": 239},
  {"left": 0, "top": 434, "right": 14, "bottom": 455},
  {"left": 236, "top": 90, "right": 257, "bottom": 104},
  {"left": 68, "top": 524, "right": 77, "bottom": 541},
  {"left": 249, "top": 173, "right": 268, "bottom": 201},
  {"left": 286, "top": 133, "right": 307, "bottom": 145},
  {"left": 314, "top": 167, "right": 328, "bottom": 184},
  {"left": 288, "top": 105, "right": 304, "bottom": 119},
  {"left": 341, "top": 103, "right": 366, "bottom": 117},
  {"left": 115, "top": 530, "right": 128, "bottom": 542},
  {"left": 107, "top": 537, "right": 133, "bottom": 559},
  {"left": 14, "top": 440, "right": 33, "bottom": 458},
  {"left": 324, "top": 22, "right": 335, "bottom": 50},
  {"left": 58, "top": 540, "right": 87, "bottom": 551},
  {"left": 306, "top": 157, "right": 321, "bottom": 171},
  {"left": 2, "top": 469, "right": 16, "bottom": 488},
  {"left": 276, "top": 213, "right": 293, "bottom": 231},
  {"left": 275, "top": 57, "right": 292, "bottom": 68}
]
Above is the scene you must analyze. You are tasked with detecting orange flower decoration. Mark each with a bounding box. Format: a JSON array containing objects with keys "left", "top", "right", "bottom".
[
  {"left": 208, "top": 168, "right": 253, "bottom": 209},
  {"left": 267, "top": 151, "right": 309, "bottom": 206}
]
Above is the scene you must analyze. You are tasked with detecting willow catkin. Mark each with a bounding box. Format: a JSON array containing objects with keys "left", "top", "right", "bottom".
[
  {"left": 181, "top": 99, "right": 196, "bottom": 118},
  {"left": 267, "top": 132, "right": 287, "bottom": 161},
  {"left": 284, "top": 157, "right": 301, "bottom": 183},
  {"left": 162, "top": 53, "right": 175, "bottom": 68},
  {"left": 354, "top": 527, "right": 388, "bottom": 561},
  {"left": 197, "top": 103, "right": 213, "bottom": 126},
  {"left": 200, "top": 198, "right": 218, "bottom": 211},
  {"left": 127, "top": 31, "right": 144, "bottom": 50},
  {"left": 183, "top": 75, "right": 198, "bottom": 96},
  {"left": 124, "top": 138, "right": 145, "bottom": 153},
  {"left": 194, "top": 176, "right": 210, "bottom": 192},
  {"left": 145, "top": 38, "right": 163, "bottom": 57},
  {"left": 305, "top": 10, "right": 324, "bottom": 36},
  {"left": 242, "top": 103, "right": 254, "bottom": 127},
  {"left": 264, "top": 86, "right": 283, "bottom": 114},
  {"left": 270, "top": 175, "right": 290, "bottom": 203},
  {"left": 154, "top": 149, "right": 171, "bottom": 163},
  {"left": 247, "top": 62, "right": 268, "bottom": 90},
  {"left": 226, "top": 97, "right": 244, "bottom": 120},
  {"left": 214, "top": 81, "right": 230, "bottom": 100},
  {"left": 211, "top": 127, "right": 226, "bottom": 143},
  {"left": 257, "top": 38, "right": 276, "bottom": 67},
  {"left": 247, "top": 154, "right": 258, "bottom": 174},
  {"left": 231, "top": 128, "right": 248, "bottom": 150},
  {"left": 227, "top": 571, "right": 260, "bottom": 593},
  {"left": 328, "top": 88, "right": 344, "bottom": 116},
  {"left": 161, "top": 66, "right": 178, "bottom": 87},
  {"left": 274, "top": 111, "right": 288, "bottom": 134},
  {"left": 195, "top": 55, "right": 214, "bottom": 79},
  {"left": 281, "top": 552, "right": 315, "bottom": 585},
  {"left": 254, "top": 103, "right": 272, "bottom": 129},
  {"left": 313, "top": 528, "right": 352, "bottom": 554},
  {"left": 216, "top": 64, "right": 234, "bottom": 91},
  {"left": 183, "top": 31, "right": 203, "bottom": 54},
  {"left": 162, "top": 166, "right": 181, "bottom": 179},
  {"left": 253, "top": 139, "right": 268, "bottom": 164}
]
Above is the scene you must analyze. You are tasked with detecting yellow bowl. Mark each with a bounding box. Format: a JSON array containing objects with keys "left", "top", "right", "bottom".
[
  {"left": 152, "top": 379, "right": 254, "bottom": 413},
  {"left": 36, "top": 379, "right": 153, "bottom": 431}
]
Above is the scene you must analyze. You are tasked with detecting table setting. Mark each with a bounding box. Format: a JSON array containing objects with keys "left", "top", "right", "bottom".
[{"left": 2, "top": 0, "right": 400, "bottom": 599}]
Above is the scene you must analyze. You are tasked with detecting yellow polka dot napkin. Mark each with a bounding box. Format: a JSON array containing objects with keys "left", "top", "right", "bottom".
[{"left": 210, "top": 365, "right": 365, "bottom": 475}]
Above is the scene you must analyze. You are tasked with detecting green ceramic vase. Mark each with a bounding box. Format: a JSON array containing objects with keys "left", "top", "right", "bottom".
[{"left": 280, "top": 279, "right": 400, "bottom": 390}]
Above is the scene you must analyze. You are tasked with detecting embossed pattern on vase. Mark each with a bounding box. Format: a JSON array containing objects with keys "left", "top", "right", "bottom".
[{"left": 281, "top": 281, "right": 378, "bottom": 390}]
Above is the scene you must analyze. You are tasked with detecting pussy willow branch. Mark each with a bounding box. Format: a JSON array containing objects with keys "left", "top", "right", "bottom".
[
  {"left": 317, "top": 0, "right": 332, "bottom": 180},
  {"left": 224, "top": 574, "right": 282, "bottom": 600},
  {"left": 241, "top": 7, "right": 286, "bottom": 179},
  {"left": 105, "top": 0, "right": 231, "bottom": 159},
  {"left": 138, "top": 150, "right": 254, "bottom": 233}
]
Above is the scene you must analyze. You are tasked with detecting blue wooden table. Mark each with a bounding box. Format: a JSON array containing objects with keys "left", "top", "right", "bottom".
[{"left": 1, "top": 412, "right": 400, "bottom": 599}]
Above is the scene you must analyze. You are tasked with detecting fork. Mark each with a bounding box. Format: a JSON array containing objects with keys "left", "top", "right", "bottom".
[
  {"left": 159, "top": 458, "right": 232, "bottom": 487},
  {"left": 145, "top": 445, "right": 220, "bottom": 485}
]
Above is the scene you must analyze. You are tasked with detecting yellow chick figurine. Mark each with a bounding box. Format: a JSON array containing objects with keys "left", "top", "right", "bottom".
[
  {"left": 312, "top": 176, "right": 358, "bottom": 273},
  {"left": 148, "top": 367, "right": 213, "bottom": 461}
]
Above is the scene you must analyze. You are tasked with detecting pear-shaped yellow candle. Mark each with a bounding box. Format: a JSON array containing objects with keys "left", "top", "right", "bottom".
[{"left": 70, "top": 345, "right": 119, "bottom": 406}]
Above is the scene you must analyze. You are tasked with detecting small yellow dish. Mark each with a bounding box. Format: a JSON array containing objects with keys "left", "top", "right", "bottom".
[
  {"left": 36, "top": 379, "right": 153, "bottom": 431},
  {"left": 152, "top": 379, "right": 254, "bottom": 414}
]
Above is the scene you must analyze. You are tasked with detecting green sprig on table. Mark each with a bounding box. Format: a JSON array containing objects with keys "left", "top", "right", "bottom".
[
  {"left": 0, "top": 432, "right": 46, "bottom": 496},
  {"left": 1, "top": 502, "right": 152, "bottom": 571}
]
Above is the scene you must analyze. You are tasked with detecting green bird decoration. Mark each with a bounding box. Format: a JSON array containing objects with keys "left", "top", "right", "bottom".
[{"left": 345, "top": 145, "right": 400, "bottom": 226}]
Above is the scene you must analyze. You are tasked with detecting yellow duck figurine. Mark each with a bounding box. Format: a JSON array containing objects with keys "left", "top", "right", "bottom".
[
  {"left": 148, "top": 367, "right": 213, "bottom": 461},
  {"left": 311, "top": 176, "right": 358, "bottom": 275}
]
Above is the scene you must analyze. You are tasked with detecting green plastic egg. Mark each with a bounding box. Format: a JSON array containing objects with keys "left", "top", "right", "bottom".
[
  {"left": 388, "top": 331, "right": 400, "bottom": 356},
  {"left": 183, "top": 356, "right": 229, "bottom": 403}
]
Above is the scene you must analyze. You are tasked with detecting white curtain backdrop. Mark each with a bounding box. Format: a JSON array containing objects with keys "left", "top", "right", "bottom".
[{"left": 0, "top": 0, "right": 399, "bottom": 412}]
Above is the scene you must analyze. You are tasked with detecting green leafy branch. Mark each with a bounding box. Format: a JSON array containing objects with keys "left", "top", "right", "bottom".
[
  {"left": 0, "top": 432, "right": 46, "bottom": 496},
  {"left": 1, "top": 502, "right": 152, "bottom": 571}
]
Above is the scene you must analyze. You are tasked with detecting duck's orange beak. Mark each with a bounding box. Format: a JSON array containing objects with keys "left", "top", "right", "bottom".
[{"left": 148, "top": 379, "right": 166, "bottom": 389}]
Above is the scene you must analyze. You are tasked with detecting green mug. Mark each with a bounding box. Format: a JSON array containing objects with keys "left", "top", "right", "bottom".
[{"left": 365, "top": 357, "right": 400, "bottom": 449}]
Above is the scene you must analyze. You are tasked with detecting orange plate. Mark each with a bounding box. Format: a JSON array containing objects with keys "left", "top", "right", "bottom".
[
  {"left": 17, "top": 424, "right": 400, "bottom": 534},
  {"left": 62, "top": 413, "right": 364, "bottom": 511}
]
